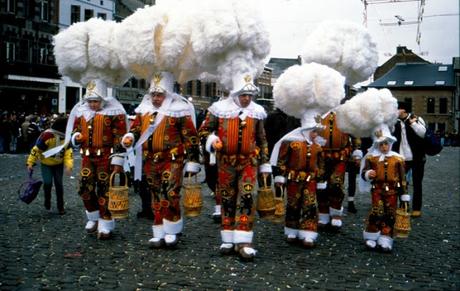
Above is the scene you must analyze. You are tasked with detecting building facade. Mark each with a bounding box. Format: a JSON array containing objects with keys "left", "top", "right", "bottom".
[
  {"left": 368, "top": 62, "right": 457, "bottom": 134},
  {"left": 57, "top": 0, "right": 115, "bottom": 113},
  {"left": 0, "top": 0, "right": 60, "bottom": 115}
]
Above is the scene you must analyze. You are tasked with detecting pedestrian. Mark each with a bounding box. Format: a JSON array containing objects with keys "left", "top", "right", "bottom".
[
  {"left": 26, "top": 117, "right": 73, "bottom": 214},
  {"left": 392, "top": 101, "right": 426, "bottom": 217},
  {"left": 8, "top": 112, "right": 20, "bottom": 153},
  {"left": 361, "top": 125, "right": 409, "bottom": 252},
  {"left": 27, "top": 116, "right": 41, "bottom": 151},
  {"left": 346, "top": 137, "right": 373, "bottom": 214},
  {"left": 45, "top": 80, "right": 128, "bottom": 239},
  {"left": 199, "top": 74, "right": 271, "bottom": 261},
  {"left": 121, "top": 72, "right": 200, "bottom": 248}
]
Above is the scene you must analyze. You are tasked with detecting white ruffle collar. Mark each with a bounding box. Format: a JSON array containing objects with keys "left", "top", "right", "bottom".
[
  {"left": 135, "top": 93, "right": 195, "bottom": 124},
  {"left": 208, "top": 98, "right": 267, "bottom": 120},
  {"left": 75, "top": 97, "right": 126, "bottom": 121}
]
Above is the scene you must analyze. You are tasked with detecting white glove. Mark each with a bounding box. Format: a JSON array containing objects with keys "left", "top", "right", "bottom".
[
  {"left": 352, "top": 149, "right": 363, "bottom": 159},
  {"left": 400, "top": 194, "right": 411, "bottom": 202},
  {"left": 185, "top": 162, "right": 201, "bottom": 173},
  {"left": 259, "top": 163, "right": 272, "bottom": 174},
  {"left": 317, "top": 182, "right": 327, "bottom": 190},
  {"left": 274, "top": 175, "right": 286, "bottom": 184}
]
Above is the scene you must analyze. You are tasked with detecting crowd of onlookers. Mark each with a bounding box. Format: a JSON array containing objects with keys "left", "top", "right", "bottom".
[
  {"left": 0, "top": 110, "right": 67, "bottom": 154},
  {"left": 0, "top": 108, "right": 459, "bottom": 154}
]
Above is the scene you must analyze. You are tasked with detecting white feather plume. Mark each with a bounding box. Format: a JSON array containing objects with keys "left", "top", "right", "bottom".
[
  {"left": 54, "top": 0, "right": 270, "bottom": 90},
  {"left": 301, "top": 20, "right": 378, "bottom": 85},
  {"left": 336, "top": 88, "right": 398, "bottom": 137},
  {"left": 273, "top": 63, "right": 345, "bottom": 119}
]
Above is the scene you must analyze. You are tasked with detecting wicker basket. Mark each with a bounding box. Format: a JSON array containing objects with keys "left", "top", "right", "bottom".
[
  {"left": 108, "top": 172, "right": 129, "bottom": 219},
  {"left": 256, "top": 174, "right": 275, "bottom": 219},
  {"left": 394, "top": 204, "right": 411, "bottom": 238},
  {"left": 183, "top": 175, "right": 203, "bottom": 217}
]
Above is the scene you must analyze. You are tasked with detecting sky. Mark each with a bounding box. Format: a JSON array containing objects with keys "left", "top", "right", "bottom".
[{"left": 258, "top": 0, "right": 459, "bottom": 65}]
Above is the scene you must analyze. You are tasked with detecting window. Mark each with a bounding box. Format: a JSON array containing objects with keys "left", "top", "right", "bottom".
[
  {"left": 427, "top": 98, "right": 435, "bottom": 114},
  {"left": 39, "top": 47, "right": 48, "bottom": 64},
  {"left": 131, "top": 78, "right": 138, "bottom": 88},
  {"left": 84, "top": 9, "right": 94, "bottom": 21},
  {"left": 435, "top": 80, "right": 445, "bottom": 85},
  {"left": 404, "top": 98, "right": 413, "bottom": 113},
  {"left": 439, "top": 98, "right": 447, "bottom": 114},
  {"left": 205, "top": 83, "right": 212, "bottom": 97},
  {"left": 438, "top": 123, "right": 445, "bottom": 133},
  {"left": 40, "top": 0, "right": 49, "bottom": 22},
  {"left": 97, "top": 13, "right": 106, "bottom": 20},
  {"left": 100, "top": 0, "right": 104, "bottom": 5},
  {"left": 71, "top": 5, "right": 81, "bottom": 24},
  {"left": 387, "top": 81, "right": 396, "bottom": 85},
  {"left": 404, "top": 81, "right": 414, "bottom": 85},
  {"left": 7, "top": 0, "right": 16, "bottom": 13},
  {"left": 196, "top": 80, "right": 201, "bottom": 96},
  {"left": 186, "top": 81, "right": 193, "bottom": 95},
  {"left": 438, "top": 66, "right": 448, "bottom": 72},
  {"left": 174, "top": 82, "right": 181, "bottom": 94},
  {"left": 428, "top": 122, "right": 436, "bottom": 131},
  {"left": 5, "top": 41, "right": 16, "bottom": 62}
]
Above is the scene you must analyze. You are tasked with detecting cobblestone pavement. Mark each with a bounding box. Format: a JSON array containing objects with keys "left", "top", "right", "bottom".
[{"left": 0, "top": 148, "right": 459, "bottom": 290}]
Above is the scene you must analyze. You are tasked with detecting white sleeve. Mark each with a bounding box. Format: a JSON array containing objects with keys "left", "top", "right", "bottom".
[{"left": 411, "top": 116, "right": 426, "bottom": 138}]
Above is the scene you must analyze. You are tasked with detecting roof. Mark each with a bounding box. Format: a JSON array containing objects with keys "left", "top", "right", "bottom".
[
  {"left": 267, "top": 57, "right": 301, "bottom": 78},
  {"left": 368, "top": 63, "right": 455, "bottom": 89}
]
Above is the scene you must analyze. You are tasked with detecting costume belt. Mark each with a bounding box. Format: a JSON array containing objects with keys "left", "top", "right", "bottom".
[
  {"left": 286, "top": 170, "right": 317, "bottom": 183},
  {"left": 217, "top": 152, "right": 257, "bottom": 167},
  {"left": 79, "top": 147, "right": 113, "bottom": 157},
  {"left": 144, "top": 147, "right": 183, "bottom": 162},
  {"left": 372, "top": 181, "right": 402, "bottom": 193}
]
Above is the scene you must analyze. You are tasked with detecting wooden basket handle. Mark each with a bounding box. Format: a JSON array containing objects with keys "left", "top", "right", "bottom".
[{"left": 110, "top": 172, "right": 128, "bottom": 187}]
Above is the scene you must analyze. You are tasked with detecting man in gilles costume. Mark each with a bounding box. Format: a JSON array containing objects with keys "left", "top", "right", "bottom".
[
  {"left": 69, "top": 80, "right": 127, "bottom": 239},
  {"left": 199, "top": 74, "right": 271, "bottom": 261},
  {"left": 121, "top": 72, "right": 200, "bottom": 248},
  {"left": 317, "top": 111, "right": 362, "bottom": 230}
]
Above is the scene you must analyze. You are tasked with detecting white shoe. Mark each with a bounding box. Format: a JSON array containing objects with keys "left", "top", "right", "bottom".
[
  {"left": 331, "top": 218, "right": 342, "bottom": 228},
  {"left": 85, "top": 220, "right": 98, "bottom": 233},
  {"left": 219, "top": 243, "right": 234, "bottom": 255},
  {"left": 164, "top": 234, "right": 178, "bottom": 247},
  {"left": 378, "top": 235, "right": 393, "bottom": 252},
  {"left": 365, "top": 240, "right": 377, "bottom": 249},
  {"left": 148, "top": 237, "right": 165, "bottom": 248},
  {"left": 238, "top": 246, "right": 257, "bottom": 261}
]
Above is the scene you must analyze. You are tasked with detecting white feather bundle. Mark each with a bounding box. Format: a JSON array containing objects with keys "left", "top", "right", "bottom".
[
  {"left": 336, "top": 88, "right": 398, "bottom": 137},
  {"left": 114, "top": 5, "right": 165, "bottom": 78},
  {"left": 54, "top": 0, "right": 270, "bottom": 90},
  {"left": 273, "top": 63, "right": 345, "bottom": 119},
  {"left": 53, "top": 21, "right": 89, "bottom": 82},
  {"left": 301, "top": 21, "right": 378, "bottom": 85}
]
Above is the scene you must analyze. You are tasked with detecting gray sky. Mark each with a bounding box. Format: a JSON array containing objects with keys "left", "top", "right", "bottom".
[{"left": 259, "top": 0, "right": 459, "bottom": 65}]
